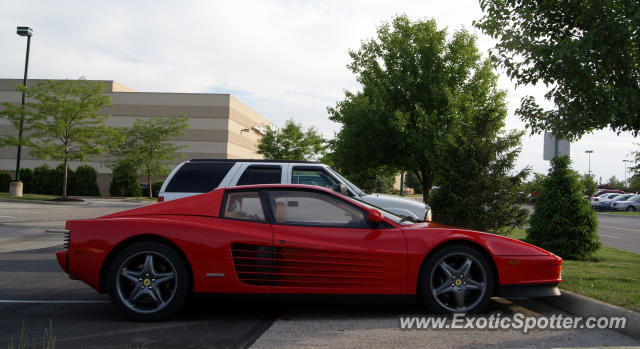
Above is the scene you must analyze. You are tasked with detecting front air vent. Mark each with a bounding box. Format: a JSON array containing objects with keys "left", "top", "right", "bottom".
[{"left": 231, "top": 243, "right": 384, "bottom": 288}]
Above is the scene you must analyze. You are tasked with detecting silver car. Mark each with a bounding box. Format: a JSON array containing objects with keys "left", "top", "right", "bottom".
[{"left": 611, "top": 194, "right": 640, "bottom": 212}]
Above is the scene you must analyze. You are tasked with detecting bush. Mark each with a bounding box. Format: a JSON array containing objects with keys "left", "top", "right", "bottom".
[
  {"left": 526, "top": 156, "right": 600, "bottom": 260},
  {"left": 142, "top": 181, "right": 164, "bottom": 198},
  {"left": 19, "top": 168, "right": 34, "bottom": 193},
  {"left": 109, "top": 162, "right": 141, "bottom": 197},
  {"left": 0, "top": 170, "right": 12, "bottom": 192},
  {"left": 33, "top": 164, "right": 56, "bottom": 195},
  {"left": 71, "top": 165, "right": 101, "bottom": 196}
]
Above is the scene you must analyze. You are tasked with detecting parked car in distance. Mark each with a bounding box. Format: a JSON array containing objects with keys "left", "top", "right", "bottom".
[
  {"left": 612, "top": 194, "right": 640, "bottom": 212},
  {"left": 597, "top": 194, "right": 634, "bottom": 211},
  {"left": 56, "top": 184, "right": 562, "bottom": 321},
  {"left": 158, "top": 159, "right": 432, "bottom": 222},
  {"left": 590, "top": 192, "right": 625, "bottom": 209}
]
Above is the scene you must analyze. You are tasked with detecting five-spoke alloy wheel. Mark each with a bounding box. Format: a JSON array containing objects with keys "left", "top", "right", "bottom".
[
  {"left": 108, "top": 241, "right": 189, "bottom": 321},
  {"left": 420, "top": 245, "right": 494, "bottom": 313}
]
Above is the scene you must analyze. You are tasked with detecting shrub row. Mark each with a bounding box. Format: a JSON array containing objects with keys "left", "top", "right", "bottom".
[{"left": 0, "top": 165, "right": 101, "bottom": 196}]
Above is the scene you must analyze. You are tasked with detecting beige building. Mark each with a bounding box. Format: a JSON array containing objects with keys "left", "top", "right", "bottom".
[{"left": 0, "top": 79, "right": 273, "bottom": 194}]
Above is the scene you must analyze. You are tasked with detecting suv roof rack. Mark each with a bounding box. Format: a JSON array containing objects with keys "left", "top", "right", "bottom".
[{"left": 189, "top": 158, "right": 321, "bottom": 164}]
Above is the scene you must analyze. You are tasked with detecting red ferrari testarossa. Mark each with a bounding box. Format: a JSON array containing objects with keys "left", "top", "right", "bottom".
[{"left": 56, "top": 184, "right": 561, "bottom": 320}]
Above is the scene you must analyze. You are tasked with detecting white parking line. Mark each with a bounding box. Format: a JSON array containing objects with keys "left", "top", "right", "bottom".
[
  {"left": 600, "top": 234, "right": 621, "bottom": 239},
  {"left": 601, "top": 225, "right": 640, "bottom": 233},
  {"left": 0, "top": 216, "right": 17, "bottom": 218},
  {"left": 0, "top": 300, "right": 109, "bottom": 304}
]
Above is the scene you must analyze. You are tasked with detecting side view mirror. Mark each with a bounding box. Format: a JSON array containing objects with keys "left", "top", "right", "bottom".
[
  {"left": 337, "top": 183, "right": 348, "bottom": 195},
  {"left": 368, "top": 209, "right": 384, "bottom": 224}
]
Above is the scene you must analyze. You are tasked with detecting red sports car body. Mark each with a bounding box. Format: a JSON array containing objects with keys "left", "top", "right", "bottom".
[{"left": 56, "top": 184, "right": 562, "bottom": 320}]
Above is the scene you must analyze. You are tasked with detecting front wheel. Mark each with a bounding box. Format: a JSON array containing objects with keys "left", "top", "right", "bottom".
[
  {"left": 107, "top": 241, "right": 189, "bottom": 321},
  {"left": 420, "top": 245, "right": 494, "bottom": 313}
]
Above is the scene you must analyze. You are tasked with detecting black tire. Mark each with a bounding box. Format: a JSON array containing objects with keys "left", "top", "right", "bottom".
[
  {"left": 107, "top": 241, "right": 189, "bottom": 321},
  {"left": 420, "top": 244, "right": 494, "bottom": 314},
  {"left": 627, "top": 206, "right": 636, "bottom": 212}
]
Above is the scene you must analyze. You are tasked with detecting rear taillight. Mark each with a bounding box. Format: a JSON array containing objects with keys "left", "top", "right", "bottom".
[
  {"left": 157, "top": 196, "right": 164, "bottom": 203},
  {"left": 594, "top": 198, "right": 599, "bottom": 201}
]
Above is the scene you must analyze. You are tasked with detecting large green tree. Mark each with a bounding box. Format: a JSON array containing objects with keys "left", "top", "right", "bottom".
[
  {"left": 0, "top": 79, "right": 114, "bottom": 198},
  {"left": 475, "top": 0, "right": 640, "bottom": 138},
  {"left": 330, "top": 15, "right": 502, "bottom": 204},
  {"left": 114, "top": 116, "right": 188, "bottom": 198},
  {"left": 257, "top": 119, "right": 325, "bottom": 161},
  {"left": 429, "top": 60, "right": 529, "bottom": 234}
]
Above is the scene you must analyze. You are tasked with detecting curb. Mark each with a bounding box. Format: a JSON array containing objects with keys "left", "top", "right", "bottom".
[
  {"left": 539, "top": 289, "right": 640, "bottom": 339},
  {"left": 0, "top": 198, "right": 88, "bottom": 206}
]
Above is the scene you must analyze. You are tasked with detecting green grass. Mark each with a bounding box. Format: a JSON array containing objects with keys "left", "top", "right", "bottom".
[
  {"left": 0, "top": 192, "right": 57, "bottom": 201},
  {"left": 507, "top": 228, "right": 640, "bottom": 312},
  {"left": 599, "top": 211, "right": 640, "bottom": 216}
]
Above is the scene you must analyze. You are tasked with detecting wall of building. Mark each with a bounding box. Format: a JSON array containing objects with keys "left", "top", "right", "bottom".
[{"left": 0, "top": 79, "right": 272, "bottom": 196}]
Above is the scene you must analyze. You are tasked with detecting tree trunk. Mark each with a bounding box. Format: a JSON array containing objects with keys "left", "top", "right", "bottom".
[
  {"left": 147, "top": 172, "right": 152, "bottom": 199},
  {"left": 421, "top": 168, "right": 433, "bottom": 205},
  {"left": 62, "top": 150, "right": 69, "bottom": 198}
]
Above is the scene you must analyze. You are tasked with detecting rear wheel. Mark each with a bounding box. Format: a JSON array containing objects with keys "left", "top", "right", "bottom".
[
  {"left": 627, "top": 206, "right": 636, "bottom": 212},
  {"left": 420, "top": 245, "right": 494, "bottom": 313},
  {"left": 107, "top": 241, "right": 189, "bottom": 321}
]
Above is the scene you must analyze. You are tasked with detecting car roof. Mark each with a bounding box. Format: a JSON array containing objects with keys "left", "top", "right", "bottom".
[
  {"left": 220, "top": 183, "right": 337, "bottom": 193},
  {"left": 189, "top": 158, "right": 321, "bottom": 164}
]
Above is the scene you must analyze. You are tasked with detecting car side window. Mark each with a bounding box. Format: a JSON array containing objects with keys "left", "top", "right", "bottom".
[
  {"left": 222, "top": 191, "right": 266, "bottom": 222},
  {"left": 237, "top": 166, "right": 282, "bottom": 186},
  {"left": 267, "top": 190, "right": 367, "bottom": 228},
  {"left": 292, "top": 168, "right": 340, "bottom": 191}
]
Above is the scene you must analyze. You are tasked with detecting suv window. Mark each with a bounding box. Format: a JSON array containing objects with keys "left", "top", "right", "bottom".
[
  {"left": 221, "top": 191, "right": 266, "bottom": 222},
  {"left": 237, "top": 166, "right": 282, "bottom": 186},
  {"left": 165, "top": 162, "right": 235, "bottom": 193},
  {"left": 292, "top": 167, "right": 340, "bottom": 191},
  {"left": 267, "top": 190, "right": 367, "bottom": 228}
]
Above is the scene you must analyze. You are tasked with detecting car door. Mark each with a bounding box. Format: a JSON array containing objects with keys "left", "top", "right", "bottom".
[{"left": 266, "top": 188, "right": 407, "bottom": 294}]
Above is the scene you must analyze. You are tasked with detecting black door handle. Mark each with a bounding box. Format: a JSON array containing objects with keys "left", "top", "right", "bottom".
[{"left": 279, "top": 240, "right": 285, "bottom": 245}]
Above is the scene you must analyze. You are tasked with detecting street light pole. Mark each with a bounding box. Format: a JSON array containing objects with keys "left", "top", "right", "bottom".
[
  {"left": 585, "top": 150, "right": 594, "bottom": 176},
  {"left": 623, "top": 160, "right": 631, "bottom": 183},
  {"left": 14, "top": 26, "right": 33, "bottom": 183}
]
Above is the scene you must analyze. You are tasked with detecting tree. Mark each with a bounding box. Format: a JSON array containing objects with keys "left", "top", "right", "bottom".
[
  {"left": 522, "top": 172, "right": 546, "bottom": 196},
  {"left": 114, "top": 116, "right": 188, "bottom": 199},
  {"left": 475, "top": 1, "right": 640, "bottom": 138},
  {"left": 257, "top": 119, "right": 325, "bottom": 161},
  {"left": 527, "top": 156, "right": 600, "bottom": 260},
  {"left": 429, "top": 60, "right": 529, "bottom": 235},
  {"left": 330, "top": 16, "right": 493, "bottom": 204},
  {"left": 607, "top": 176, "right": 626, "bottom": 191},
  {"left": 581, "top": 174, "right": 598, "bottom": 197},
  {"left": 1, "top": 79, "right": 114, "bottom": 198}
]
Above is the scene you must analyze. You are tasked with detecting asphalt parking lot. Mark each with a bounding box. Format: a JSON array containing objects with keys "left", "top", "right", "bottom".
[{"left": 0, "top": 199, "right": 638, "bottom": 348}]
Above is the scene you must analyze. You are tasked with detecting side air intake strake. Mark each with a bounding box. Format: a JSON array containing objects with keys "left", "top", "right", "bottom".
[{"left": 231, "top": 243, "right": 384, "bottom": 287}]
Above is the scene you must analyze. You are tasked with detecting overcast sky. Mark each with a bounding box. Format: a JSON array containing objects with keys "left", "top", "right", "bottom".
[{"left": 1, "top": 0, "right": 637, "bottom": 183}]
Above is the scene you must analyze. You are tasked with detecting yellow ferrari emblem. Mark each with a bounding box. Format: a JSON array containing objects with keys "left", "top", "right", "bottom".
[
  {"left": 455, "top": 279, "right": 462, "bottom": 286},
  {"left": 143, "top": 279, "right": 151, "bottom": 286}
]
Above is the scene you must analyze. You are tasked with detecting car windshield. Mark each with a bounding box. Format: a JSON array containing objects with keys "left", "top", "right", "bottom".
[
  {"left": 329, "top": 168, "right": 367, "bottom": 196},
  {"left": 351, "top": 198, "right": 416, "bottom": 225}
]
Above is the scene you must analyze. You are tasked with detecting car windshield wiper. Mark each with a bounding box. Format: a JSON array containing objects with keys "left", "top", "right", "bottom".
[{"left": 399, "top": 215, "right": 420, "bottom": 223}]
